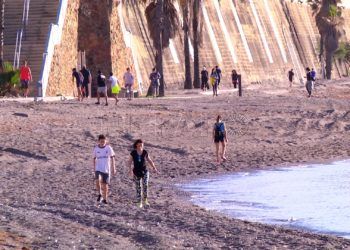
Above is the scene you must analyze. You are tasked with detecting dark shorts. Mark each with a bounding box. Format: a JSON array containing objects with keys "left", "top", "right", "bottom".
[
  {"left": 95, "top": 171, "right": 110, "bottom": 184},
  {"left": 214, "top": 135, "right": 225, "bottom": 143},
  {"left": 21, "top": 80, "right": 29, "bottom": 89}
]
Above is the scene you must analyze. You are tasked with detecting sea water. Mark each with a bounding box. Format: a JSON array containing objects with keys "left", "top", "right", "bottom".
[{"left": 180, "top": 160, "right": 350, "bottom": 238}]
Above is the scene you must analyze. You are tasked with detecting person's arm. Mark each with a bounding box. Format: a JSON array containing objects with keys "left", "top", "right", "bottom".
[
  {"left": 89, "top": 73, "right": 92, "bottom": 85},
  {"left": 29, "top": 68, "right": 33, "bottom": 82},
  {"left": 212, "top": 126, "right": 216, "bottom": 142},
  {"left": 93, "top": 157, "right": 96, "bottom": 173},
  {"left": 111, "top": 156, "right": 116, "bottom": 175},
  {"left": 146, "top": 154, "right": 158, "bottom": 173},
  {"left": 127, "top": 155, "right": 134, "bottom": 177}
]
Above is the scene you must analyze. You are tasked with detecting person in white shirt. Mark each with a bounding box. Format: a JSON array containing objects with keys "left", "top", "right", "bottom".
[
  {"left": 93, "top": 134, "right": 116, "bottom": 204},
  {"left": 109, "top": 72, "right": 120, "bottom": 105},
  {"left": 123, "top": 67, "right": 134, "bottom": 100}
]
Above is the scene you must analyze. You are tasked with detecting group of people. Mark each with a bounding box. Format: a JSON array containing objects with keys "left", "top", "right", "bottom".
[
  {"left": 288, "top": 67, "right": 317, "bottom": 97},
  {"left": 93, "top": 115, "right": 228, "bottom": 207},
  {"left": 200, "top": 66, "right": 240, "bottom": 96},
  {"left": 72, "top": 66, "right": 137, "bottom": 105}
]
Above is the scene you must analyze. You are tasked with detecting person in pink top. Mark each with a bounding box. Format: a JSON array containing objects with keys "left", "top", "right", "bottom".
[{"left": 20, "top": 60, "right": 32, "bottom": 98}]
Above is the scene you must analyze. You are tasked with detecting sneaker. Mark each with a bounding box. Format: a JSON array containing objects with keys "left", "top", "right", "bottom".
[
  {"left": 95, "top": 102, "right": 100, "bottom": 105},
  {"left": 105, "top": 103, "right": 108, "bottom": 106},
  {"left": 143, "top": 199, "right": 150, "bottom": 207},
  {"left": 97, "top": 194, "right": 102, "bottom": 202},
  {"left": 102, "top": 199, "right": 108, "bottom": 204},
  {"left": 137, "top": 201, "right": 143, "bottom": 208}
]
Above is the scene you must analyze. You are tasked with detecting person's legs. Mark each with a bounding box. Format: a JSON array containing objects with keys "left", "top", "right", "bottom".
[
  {"left": 77, "top": 86, "right": 81, "bottom": 101},
  {"left": 215, "top": 142, "right": 220, "bottom": 163},
  {"left": 101, "top": 183, "right": 108, "bottom": 201},
  {"left": 142, "top": 171, "right": 149, "bottom": 201},
  {"left": 84, "top": 83, "right": 89, "bottom": 97},
  {"left": 96, "top": 89, "right": 101, "bottom": 104},
  {"left": 221, "top": 140, "right": 227, "bottom": 160},
  {"left": 95, "top": 172, "right": 102, "bottom": 201},
  {"left": 134, "top": 176, "right": 142, "bottom": 203},
  {"left": 104, "top": 89, "right": 108, "bottom": 105}
]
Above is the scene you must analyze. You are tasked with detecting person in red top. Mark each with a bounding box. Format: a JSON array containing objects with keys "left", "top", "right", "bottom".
[{"left": 20, "top": 60, "right": 32, "bottom": 98}]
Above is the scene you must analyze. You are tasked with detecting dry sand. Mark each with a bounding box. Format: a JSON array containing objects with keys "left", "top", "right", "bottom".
[{"left": 0, "top": 80, "right": 350, "bottom": 249}]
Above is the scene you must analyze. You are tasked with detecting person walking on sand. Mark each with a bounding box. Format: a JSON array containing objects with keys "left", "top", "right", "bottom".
[
  {"left": 19, "top": 60, "right": 32, "bottom": 98},
  {"left": 80, "top": 65, "right": 92, "bottom": 98},
  {"left": 93, "top": 134, "right": 116, "bottom": 204},
  {"left": 213, "top": 115, "right": 228, "bottom": 163},
  {"left": 149, "top": 67, "right": 161, "bottom": 97},
  {"left": 96, "top": 70, "right": 108, "bottom": 106},
  {"left": 288, "top": 69, "right": 294, "bottom": 88},
  {"left": 210, "top": 68, "right": 219, "bottom": 97},
  {"left": 72, "top": 68, "right": 84, "bottom": 101},
  {"left": 109, "top": 72, "right": 120, "bottom": 105},
  {"left": 231, "top": 69, "right": 239, "bottom": 89},
  {"left": 305, "top": 67, "right": 313, "bottom": 98},
  {"left": 127, "top": 139, "right": 158, "bottom": 208},
  {"left": 215, "top": 65, "right": 222, "bottom": 88},
  {"left": 123, "top": 67, "right": 134, "bottom": 100},
  {"left": 201, "top": 66, "right": 209, "bottom": 91},
  {"left": 311, "top": 68, "right": 316, "bottom": 90}
]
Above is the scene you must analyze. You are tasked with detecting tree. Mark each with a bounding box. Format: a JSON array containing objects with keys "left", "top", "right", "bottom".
[
  {"left": 308, "top": 0, "right": 344, "bottom": 79},
  {"left": 180, "top": 0, "right": 192, "bottom": 89},
  {"left": 0, "top": 0, "right": 5, "bottom": 72},
  {"left": 144, "top": 0, "right": 179, "bottom": 96},
  {"left": 334, "top": 41, "right": 350, "bottom": 75},
  {"left": 192, "top": 0, "right": 201, "bottom": 89}
]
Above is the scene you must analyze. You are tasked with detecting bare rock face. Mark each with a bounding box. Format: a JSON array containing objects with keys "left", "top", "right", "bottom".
[{"left": 47, "top": 0, "right": 80, "bottom": 97}]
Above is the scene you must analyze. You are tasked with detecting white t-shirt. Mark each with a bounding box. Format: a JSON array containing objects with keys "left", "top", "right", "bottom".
[
  {"left": 93, "top": 145, "right": 115, "bottom": 173},
  {"left": 109, "top": 75, "right": 118, "bottom": 87},
  {"left": 123, "top": 72, "right": 134, "bottom": 85}
]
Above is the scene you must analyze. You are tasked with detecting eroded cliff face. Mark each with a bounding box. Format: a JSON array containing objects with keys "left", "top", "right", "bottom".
[{"left": 47, "top": 0, "right": 80, "bottom": 97}]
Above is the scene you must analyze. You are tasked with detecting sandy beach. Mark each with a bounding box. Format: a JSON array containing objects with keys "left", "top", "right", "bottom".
[{"left": 1, "top": 80, "right": 350, "bottom": 249}]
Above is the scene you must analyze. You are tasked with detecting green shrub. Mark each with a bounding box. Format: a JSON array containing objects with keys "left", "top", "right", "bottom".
[{"left": 0, "top": 62, "right": 20, "bottom": 96}]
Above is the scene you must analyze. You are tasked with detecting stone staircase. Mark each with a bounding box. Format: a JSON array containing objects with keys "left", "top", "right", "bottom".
[{"left": 4, "top": 0, "right": 59, "bottom": 94}]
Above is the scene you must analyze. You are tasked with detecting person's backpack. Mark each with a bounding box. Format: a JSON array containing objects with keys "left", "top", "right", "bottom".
[{"left": 215, "top": 122, "right": 225, "bottom": 137}]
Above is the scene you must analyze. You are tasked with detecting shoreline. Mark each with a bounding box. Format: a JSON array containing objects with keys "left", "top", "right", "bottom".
[{"left": 174, "top": 158, "right": 350, "bottom": 240}]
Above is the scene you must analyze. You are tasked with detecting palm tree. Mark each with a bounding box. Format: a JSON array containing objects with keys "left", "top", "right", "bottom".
[
  {"left": 308, "top": 0, "right": 344, "bottom": 79},
  {"left": 192, "top": 0, "right": 201, "bottom": 89},
  {"left": 181, "top": 0, "right": 192, "bottom": 89},
  {"left": 0, "top": 0, "right": 5, "bottom": 72},
  {"left": 144, "top": 0, "right": 179, "bottom": 96}
]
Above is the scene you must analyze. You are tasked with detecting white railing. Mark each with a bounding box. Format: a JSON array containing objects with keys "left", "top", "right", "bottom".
[
  {"left": 39, "top": 0, "right": 68, "bottom": 98},
  {"left": 13, "top": 0, "right": 30, "bottom": 69}
]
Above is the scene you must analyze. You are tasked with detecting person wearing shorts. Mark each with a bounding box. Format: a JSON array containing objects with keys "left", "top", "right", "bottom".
[
  {"left": 109, "top": 72, "right": 120, "bottom": 105},
  {"left": 93, "top": 134, "right": 116, "bottom": 204},
  {"left": 96, "top": 70, "right": 108, "bottom": 106},
  {"left": 127, "top": 139, "right": 158, "bottom": 208},
  {"left": 123, "top": 67, "right": 134, "bottom": 100},
  {"left": 213, "top": 115, "right": 228, "bottom": 163},
  {"left": 20, "top": 60, "right": 32, "bottom": 98}
]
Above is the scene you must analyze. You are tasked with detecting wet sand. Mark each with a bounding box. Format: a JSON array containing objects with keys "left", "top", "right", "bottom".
[{"left": 1, "top": 80, "right": 350, "bottom": 249}]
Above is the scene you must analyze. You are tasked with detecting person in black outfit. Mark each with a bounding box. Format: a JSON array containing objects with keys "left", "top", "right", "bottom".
[
  {"left": 215, "top": 65, "right": 222, "bottom": 87},
  {"left": 288, "top": 69, "right": 294, "bottom": 88},
  {"left": 80, "top": 65, "right": 92, "bottom": 97},
  {"left": 231, "top": 69, "right": 239, "bottom": 89},
  {"left": 95, "top": 70, "right": 108, "bottom": 105},
  {"left": 305, "top": 67, "right": 313, "bottom": 97},
  {"left": 201, "top": 66, "right": 209, "bottom": 91},
  {"left": 127, "top": 139, "right": 158, "bottom": 208}
]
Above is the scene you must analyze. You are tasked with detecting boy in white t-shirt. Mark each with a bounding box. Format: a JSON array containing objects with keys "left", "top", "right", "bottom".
[{"left": 93, "top": 134, "right": 116, "bottom": 204}]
